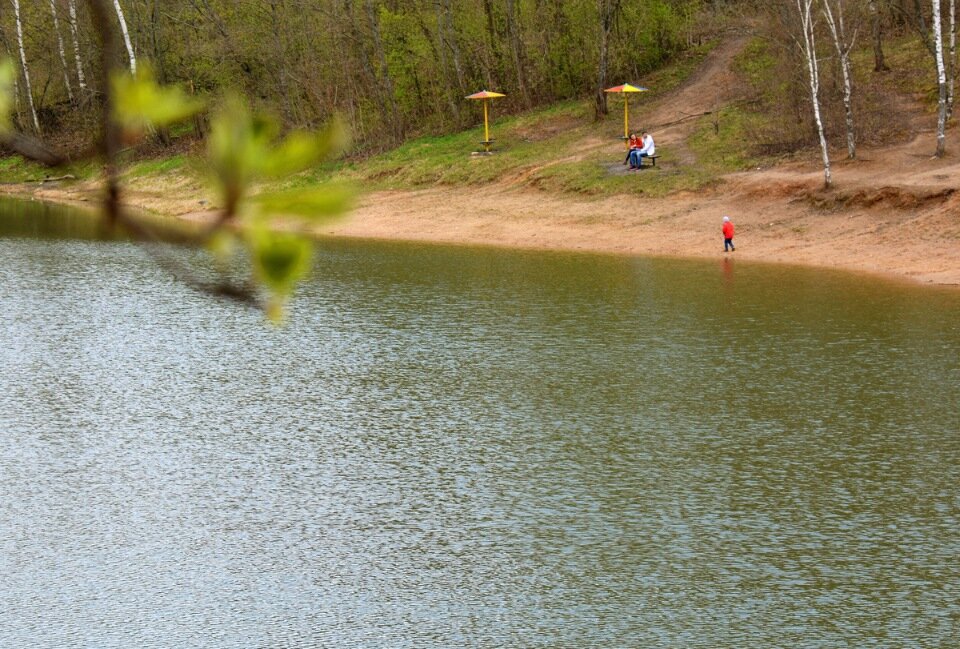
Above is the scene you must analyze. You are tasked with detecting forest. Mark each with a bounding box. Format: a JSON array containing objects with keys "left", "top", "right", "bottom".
[
  {"left": 0, "top": 0, "right": 956, "bottom": 159},
  {"left": 0, "top": 0, "right": 709, "bottom": 152}
]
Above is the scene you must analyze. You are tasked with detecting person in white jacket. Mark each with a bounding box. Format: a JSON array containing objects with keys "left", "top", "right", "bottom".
[{"left": 629, "top": 132, "right": 655, "bottom": 169}]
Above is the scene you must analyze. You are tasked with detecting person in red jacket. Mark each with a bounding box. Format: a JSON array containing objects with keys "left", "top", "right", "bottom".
[
  {"left": 623, "top": 132, "right": 641, "bottom": 165},
  {"left": 722, "top": 216, "right": 736, "bottom": 252}
]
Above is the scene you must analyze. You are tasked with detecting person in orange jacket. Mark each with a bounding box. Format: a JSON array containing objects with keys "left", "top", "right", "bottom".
[{"left": 722, "top": 216, "right": 736, "bottom": 252}]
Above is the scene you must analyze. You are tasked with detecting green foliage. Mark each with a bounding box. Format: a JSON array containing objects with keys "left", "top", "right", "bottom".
[
  {"left": 206, "top": 95, "right": 352, "bottom": 320},
  {"left": 245, "top": 228, "right": 313, "bottom": 322},
  {"left": 113, "top": 67, "right": 205, "bottom": 138},
  {"left": 0, "top": 58, "right": 14, "bottom": 133},
  {"left": 250, "top": 186, "right": 353, "bottom": 220}
]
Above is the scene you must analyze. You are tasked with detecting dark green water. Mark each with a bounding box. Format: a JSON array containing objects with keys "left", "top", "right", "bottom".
[{"left": 1, "top": 198, "right": 958, "bottom": 648}]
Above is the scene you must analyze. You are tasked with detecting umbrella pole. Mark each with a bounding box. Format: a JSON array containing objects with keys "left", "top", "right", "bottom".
[
  {"left": 484, "top": 101, "right": 490, "bottom": 152},
  {"left": 624, "top": 96, "right": 629, "bottom": 150}
]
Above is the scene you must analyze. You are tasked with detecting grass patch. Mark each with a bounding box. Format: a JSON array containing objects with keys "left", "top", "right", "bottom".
[
  {"left": 0, "top": 155, "right": 57, "bottom": 183},
  {"left": 689, "top": 105, "right": 768, "bottom": 173},
  {"left": 125, "top": 154, "right": 186, "bottom": 178},
  {"left": 877, "top": 35, "right": 939, "bottom": 107},
  {"left": 0, "top": 155, "right": 97, "bottom": 183}
]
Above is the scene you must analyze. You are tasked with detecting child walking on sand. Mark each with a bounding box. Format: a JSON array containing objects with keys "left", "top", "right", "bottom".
[{"left": 722, "top": 216, "right": 735, "bottom": 252}]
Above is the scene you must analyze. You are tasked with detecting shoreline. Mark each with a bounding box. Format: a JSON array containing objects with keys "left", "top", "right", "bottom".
[{"left": 320, "top": 179, "right": 960, "bottom": 287}]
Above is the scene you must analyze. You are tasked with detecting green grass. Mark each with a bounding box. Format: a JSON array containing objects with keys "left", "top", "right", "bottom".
[
  {"left": 871, "top": 35, "right": 939, "bottom": 106},
  {"left": 0, "top": 155, "right": 97, "bottom": 183},
  {"left": 689, "top": 105, "right": 768, "bottom": 173},
  {"left": 124, "top": 154, "right": 186, "bottom": 178},
  {"left": 0, "top": 155, "right": 57, "bottom": 182}
]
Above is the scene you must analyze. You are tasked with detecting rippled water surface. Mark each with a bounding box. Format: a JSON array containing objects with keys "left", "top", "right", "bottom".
[{"left": 1, "top": 200, "right": 959, "bottom": 648}]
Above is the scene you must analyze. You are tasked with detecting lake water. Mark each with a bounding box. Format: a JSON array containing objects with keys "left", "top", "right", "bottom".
[{"left": 1, "top": 198, "right": 958, "bottom": 648}]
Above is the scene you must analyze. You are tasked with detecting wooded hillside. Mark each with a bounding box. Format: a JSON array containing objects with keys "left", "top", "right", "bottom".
[{"left": 0, "top": 0, "right": 715, "bottom": 150}]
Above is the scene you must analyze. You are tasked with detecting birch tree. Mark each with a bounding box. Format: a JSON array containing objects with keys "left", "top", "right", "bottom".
[
  {"left": 821, "top": 0, "right": 857, "bottom": 159},
  {"left": 68, "top": 0, "right": 87, "bottom": 92},
  {"left": 113, "top": 0, "right": 136, "bottom": 74},
  {"left": 50, "top": 0, "right": 75, "bottom": 102},
  {"left": 796, "top": 0, "right": 831, "bottom": 187},
  {"left": 948, "top": 0, "right": 956, "bottom": 118},
  {"left": 933, "top": 0, "right": 947, "bottom": 157},
  {"left": 12, "top": 0, "right": 40, "bottom": 133}
]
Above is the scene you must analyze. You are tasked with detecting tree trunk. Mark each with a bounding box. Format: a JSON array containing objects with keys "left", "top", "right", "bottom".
[
  {"left": 429, "top": 1, "right": 459, "bottom": 123},
  {"left": 869, "top": 0, "right": 889, "bottom": 71},
  {"left": 267, "top": 0, "right": 296, "bottom": 124},
  {"left": 442, "top": 0, "right": 466, "bottom": 96},
  {"left": 797, "top": 0, "right": 831, "bottom": 187},
  {"left": 933, "top": 0, "right": 948, "bottom": 156},
  {"left": 506, "top": 0, "right": 531, "bottom": 106},
  {"left": 364, "top": 0, "right": 402, "bottom": 134},
  {"left": 822, "top": 0, "right": 856, "bottom": 159},
  {"left": 595, "top": 0, "right": 620, "bottom": 118},
  {"left": 12, "top": 0, "right": 41, "bottom": 133},
  {"left": 112, "top": 0, "right": 137, "bottom": 74},
  {"left": 68, "top": 0, "right": 87, "bottom": 91},
  {"left": 50, "top": 0, "right": 75, "bottom": 102},
  {"left": 481, "top": 0, "right": 503, "bottom": 81},
  {"left": 949, "top": 0, "right": 956, "bottom": 119}
]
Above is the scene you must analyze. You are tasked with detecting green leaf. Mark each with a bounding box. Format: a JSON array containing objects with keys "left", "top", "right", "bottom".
[
  {"left": 0, "top": 59, "right": 15, "bottom": 133},
  {"left": 248, "top": 229, "right": 313, "bottom": 296},
  {"left": 112, "top": 66, "right": 204, "bottom": 135},
  {"left": 206, "top": 229, "right": 238, "bottom": 265},
  {"left": 260, "top": 118, "right": 350, "bottom": 178},
  {"left": 249, "top": 184, "right": 353, "bottom": 222},
  {"left": 207, "top": 95, "right": 274, "bottom": 207}
]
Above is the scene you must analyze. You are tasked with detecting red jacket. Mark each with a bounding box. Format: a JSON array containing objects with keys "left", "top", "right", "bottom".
[
  {"left": 628, "top": 135, "right": 641, "bottom": 149},
  {"left": 722, "top": 221, "right": 735, "bottom": 238}
]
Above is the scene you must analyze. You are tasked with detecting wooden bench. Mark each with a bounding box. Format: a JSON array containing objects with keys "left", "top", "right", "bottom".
[{"left": 640, "top": 155, "right": 659, "bottom": 167}]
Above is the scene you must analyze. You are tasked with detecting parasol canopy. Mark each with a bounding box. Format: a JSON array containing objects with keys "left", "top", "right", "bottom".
[
  {"left": 466, "top": 90, "right": 506, "bottom": 152},
  {"left": 604, "top": 83, "right": 648, "bottom": 94},
  {"left": 466, "top": 90, "right": 506, "bottom": 100}
]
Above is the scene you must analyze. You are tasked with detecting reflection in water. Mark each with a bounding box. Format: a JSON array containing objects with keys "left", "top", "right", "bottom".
[{"left": 1, "top": 202, "right": 959, "bottom": 648}]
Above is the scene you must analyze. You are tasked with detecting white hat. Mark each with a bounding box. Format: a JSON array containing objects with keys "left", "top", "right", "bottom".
[{"left": 722, "top": 216, "right": 730, "bottom": 222}]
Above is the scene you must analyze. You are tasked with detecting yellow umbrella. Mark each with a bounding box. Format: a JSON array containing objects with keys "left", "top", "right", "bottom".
[
  {"left": 466, "top": 90, "right": 506, "bottom": 153},
  {"left": 604, "top": 84, "right": 649, "bottom": 150}
]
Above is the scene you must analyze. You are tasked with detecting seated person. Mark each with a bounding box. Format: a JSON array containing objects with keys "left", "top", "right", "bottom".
[
  {"left": 624, "top": 132, "right": 641, "bottom": 165},
  {"left": 629, "top": 131, "right": 655, "bottom": 169}
]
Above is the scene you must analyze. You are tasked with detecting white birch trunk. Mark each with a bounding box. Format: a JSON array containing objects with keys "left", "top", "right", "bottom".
[
  {"left": 67, "top": 0, "right": 87, "bottom": 91},
  {"left": 12, "top": 0, "right": 41, "bottom": 133},
  {"left": 50, "top": 0, "right": 75, "bottom": 102},
  {"left": 113, "top": 0, "right": 137, "bottom": 74},
  {"left": 822, "top": 0, "right": 856, "bottom": 159},
  {"left": 949, "top": 0, "right": 956, "bottom": 119},
  {"left": 934, "top": 0, "right": 948, "bottom": 157},
  {"left": 797, "top": 0, "right": 831, "bottom": 187}
]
